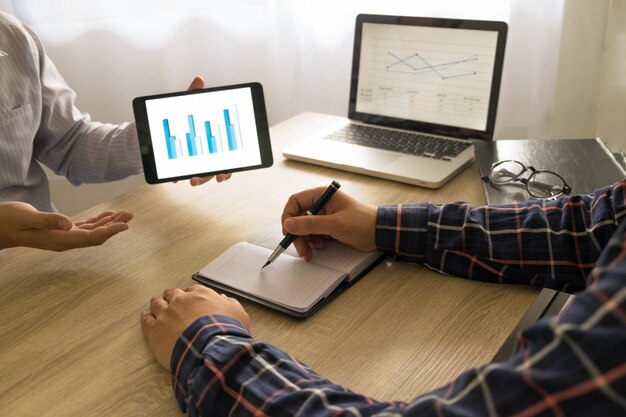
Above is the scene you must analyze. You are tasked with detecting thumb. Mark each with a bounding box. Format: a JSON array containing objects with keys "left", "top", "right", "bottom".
[
  {"left": 187, "top": 75, "right": 205, "bottom": 90},
  {"left": 22, "top": 211, "right": 73, "bottom": 231},
  {"left": 284, "top": 215, "right": 337, "bottom": 237}
]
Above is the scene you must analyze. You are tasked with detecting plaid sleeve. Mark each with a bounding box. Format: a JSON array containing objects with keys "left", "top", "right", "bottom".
[
  {"left": 376, "top": 180, "right": 626, "bottom": 291},
  {"left": 170, "top": 181, "right": 626, "bottom": 416},
  {"left": 172, "top": 225, "right": 626, "bottom": 416},
  {"left": 171, "top": 315, "right": 394, "bottom": 416}
]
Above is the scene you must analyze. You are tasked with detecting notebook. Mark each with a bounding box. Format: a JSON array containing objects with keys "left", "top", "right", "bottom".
[
  {"left": 192, "top": 222, "right": 385, "bottom": 318},
  {"left": 283, "top": 14, "right": 508, "bottom": 188},
  {"left": 474, "top": 138, "right": 626, "bottom": 205}
]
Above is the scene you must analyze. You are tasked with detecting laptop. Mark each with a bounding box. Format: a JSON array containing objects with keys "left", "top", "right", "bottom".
[{"left": 283, "top": 14, "right": 508, "bottom": 188}]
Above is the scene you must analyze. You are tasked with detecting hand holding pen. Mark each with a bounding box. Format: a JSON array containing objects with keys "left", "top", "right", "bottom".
[{"left": 262, "top": 181, "right": 341, "bottom": 269}]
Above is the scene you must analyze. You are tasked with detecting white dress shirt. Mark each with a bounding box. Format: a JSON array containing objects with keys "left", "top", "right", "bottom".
[{"left": 0, "top": 11, "right": 142, "bottom": 212}]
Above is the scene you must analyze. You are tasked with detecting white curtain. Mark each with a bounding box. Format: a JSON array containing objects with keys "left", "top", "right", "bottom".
[
  {"left": 3, "top": 0, "right": 513, "bottom": 127},
  {"left": 1, "top": 0, "right": 621, "bottom": 213},
  {"left": 2, "top": 0, "right": 620, "bottom": 141}
]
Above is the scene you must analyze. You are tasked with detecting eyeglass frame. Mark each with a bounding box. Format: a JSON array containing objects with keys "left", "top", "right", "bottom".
[{"left": 481, "top": 159, "right": 572, "bottom": 199}]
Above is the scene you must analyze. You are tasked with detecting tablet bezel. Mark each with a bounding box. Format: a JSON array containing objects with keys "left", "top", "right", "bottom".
[{"left": 132, "top": 82, "right": 273, "bottom": 184}]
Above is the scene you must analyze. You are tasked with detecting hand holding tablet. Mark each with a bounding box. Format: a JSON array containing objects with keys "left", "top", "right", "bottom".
[{"left": 133, "top": 82, "right": 273, "bottom": 184}]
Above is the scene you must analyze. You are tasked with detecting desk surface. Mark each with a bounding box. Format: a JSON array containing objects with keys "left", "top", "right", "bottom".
[{"left": 0, "top": 112, "right": 538, "bottom": 416}]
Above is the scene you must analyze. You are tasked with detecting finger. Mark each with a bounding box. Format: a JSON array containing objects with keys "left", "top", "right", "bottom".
[
  {"left": 23, "top": 212, "right": 73, "bottom": 231},
  {"left": 281, "top": 187, "right": 331, "bottom": 234},
  {"left": 74, "top": 210, "right": 115, "bottom": 227},
  {"left": 187, "top": 75, "right": 205, "bottom": 90},
  {"left": 282, "top": 188, "right": 323, "bottom": 218},
  {"left": 163, "top": 288, "right": 185, "bottom": 303},
  {"left": 283, "top": 214, "right": 338, "bottom": 237},
  {"left": 27, "top": 222, "right": 130, "bottom": 251},
  {"left": 87, "top": 223, "right": 130, "bottom": 244},
  {"left": 150, "top": 295, "right": 168, "bottom": 316},
  {"left": 10, "top": 202, "right": 73, "bottom": 231},
  {"left": 216, "top": 173, "right": 232, "bottom": 182},
  {"left": 140, "top": 309, "right": 155, "bottom": 332},
  {"left": 76, "top": 215, "right": 113, "bottom": 230},
  {"left": 190, "top": 176, "right": 213, "bottom": 186},
  {"left": 81, "top": 211, "right": 133, "bottom": 229},
  {"left": 292, "top": 236, "right": 313, "bottom": 261},
  {"left": 108, "top": 211, "right": 134, "bottom": 224},
  {"left": 76, "top": 222, "right": 129, "bottom": 242},
  {"left": 309, "top": 235, "right": 328, "bottom": 250}
]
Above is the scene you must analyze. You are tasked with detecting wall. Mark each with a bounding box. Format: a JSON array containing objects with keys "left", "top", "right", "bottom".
[
  {"left": 595, "top": 0, "right": 626, "bottom": 151},
  {"left": 0, "top": 0, "right": 622, "bottom": 214},
  {"left": 551, "top": 0, "right": 608, "bottom": 141}
]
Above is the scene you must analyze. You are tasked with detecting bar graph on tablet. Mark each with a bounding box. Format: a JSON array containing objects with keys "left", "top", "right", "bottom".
[
  {"left": 144, "top": 86, "right": 261, "bottom": 180},
  {"left": 162, "top": 105, "right": 244, "bottom": 160}
]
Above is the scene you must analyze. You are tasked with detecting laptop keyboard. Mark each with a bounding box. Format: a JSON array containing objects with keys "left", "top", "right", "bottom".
[{"left": 324, "top": 124, "right": 472, "bottom": 161}]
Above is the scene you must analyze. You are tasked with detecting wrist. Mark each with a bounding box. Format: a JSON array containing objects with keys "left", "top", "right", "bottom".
[
  {"left": 170, "top": 315, "right": 251, "bottom": 412},
  {"left": 171, "top": 314, "right": 250, "bottom": 370}
]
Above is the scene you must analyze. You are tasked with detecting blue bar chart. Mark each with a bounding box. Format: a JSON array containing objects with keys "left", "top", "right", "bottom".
[
  {"left": 162, "top": 104, "right": 244, "bottom": 160},
  {"left": 145, "top": 85, "right": 261, "bottom": 180},
  {"left": 163, "top": 119, "right": 177, "bottom": 159},
  {"left": 186, "top": 115, "right": 199, "bottom": 157}
]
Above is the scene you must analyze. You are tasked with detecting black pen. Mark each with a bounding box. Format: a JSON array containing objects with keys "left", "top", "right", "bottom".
[{"left": 261, "top": 180, "right": 341, "bottom": 269}]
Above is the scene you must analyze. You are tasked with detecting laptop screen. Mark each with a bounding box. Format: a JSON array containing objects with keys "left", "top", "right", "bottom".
[{"left": 349, "top": 15, "right": 507, "bottom": 141}]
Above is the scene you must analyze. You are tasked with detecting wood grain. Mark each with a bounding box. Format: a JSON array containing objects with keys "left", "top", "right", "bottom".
[{"left": 0, "top": 113, "right": 538, "bottom": 415}]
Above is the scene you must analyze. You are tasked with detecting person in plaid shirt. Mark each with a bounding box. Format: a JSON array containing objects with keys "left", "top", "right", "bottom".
[{"left": 141, "top": 179, "right": 626, "bottom": 416}]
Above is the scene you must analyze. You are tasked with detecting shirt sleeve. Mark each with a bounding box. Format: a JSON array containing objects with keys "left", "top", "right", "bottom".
[
  {"left": 24, "top": 20, "right": 143, "bottom": 185},
  {"left": 171, "top": 236, "right": 626, "bottom": 417},
  {"left": 375, "top": 179, "right": 626, "bottom": 291},
  {"left": 170, "top": 183, "right": 626, "bottom": 416}
]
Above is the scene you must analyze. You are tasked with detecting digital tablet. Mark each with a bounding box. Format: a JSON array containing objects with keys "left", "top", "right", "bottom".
[{"left": 132, "top": 82, "right": 273, "bottom": 184}]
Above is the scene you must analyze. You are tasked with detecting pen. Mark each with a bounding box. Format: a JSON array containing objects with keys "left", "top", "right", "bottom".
[{"left": 261, "top": 180, "right": 341, "bottom": 269}]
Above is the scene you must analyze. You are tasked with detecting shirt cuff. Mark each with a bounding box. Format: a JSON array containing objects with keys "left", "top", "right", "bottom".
[
  {"left": 169, "top": 315, "right": 251, "bottom": 412},
  {"left": 376, "top": 204, "right": 430, "bottom": 260}
]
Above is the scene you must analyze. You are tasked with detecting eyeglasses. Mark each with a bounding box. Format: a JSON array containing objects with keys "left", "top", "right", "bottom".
[{"left": 481, "top": 160, "right": 572, "bottom": 199}]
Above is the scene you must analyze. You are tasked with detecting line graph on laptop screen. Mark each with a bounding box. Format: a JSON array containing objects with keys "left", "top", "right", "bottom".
[{"left": 356, "top": 22, "right": 500, "bottom": 131}]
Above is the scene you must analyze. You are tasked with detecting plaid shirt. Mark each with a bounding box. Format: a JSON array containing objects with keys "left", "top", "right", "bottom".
[{"left": 171, "top": 180, "right": 626, "bottom": 416}]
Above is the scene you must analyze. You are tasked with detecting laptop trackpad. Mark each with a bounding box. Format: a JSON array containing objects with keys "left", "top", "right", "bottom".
[{"left": 320, "top": 141, "right": 399, "bottom": 169}]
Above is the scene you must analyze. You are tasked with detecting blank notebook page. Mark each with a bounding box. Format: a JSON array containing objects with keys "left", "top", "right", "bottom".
[
  {"left": 248, "top": 222, "right": 379, "bottom": 278},
  {"left": 198, "top": 242, "right": 345, "bottom": 313}
]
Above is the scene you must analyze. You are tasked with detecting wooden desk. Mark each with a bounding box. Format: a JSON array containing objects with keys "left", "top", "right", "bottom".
[{"left": 0, "top": 113, "right": 538, "bottom": 416}]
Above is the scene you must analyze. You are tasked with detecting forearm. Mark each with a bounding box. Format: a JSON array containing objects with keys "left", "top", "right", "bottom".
[
  {"left": 171, "top": 316, "right": 394, "bottom": 417},
  {"left": 39, "top": 119, "right": 143, "bottom": 185},
  {"left": 33, "top": 38, "right": 142, "bottom": 183},
  {"left": 375, "top": 180, "right": 626, "bottom": 290},
  {"left": 173, "top": 264, "right": 626, "bottom": 417}
]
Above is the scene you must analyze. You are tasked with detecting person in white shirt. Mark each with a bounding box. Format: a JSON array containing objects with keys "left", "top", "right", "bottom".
[{"left": 0, "top": 11, "right": 229, "bottom": 251}]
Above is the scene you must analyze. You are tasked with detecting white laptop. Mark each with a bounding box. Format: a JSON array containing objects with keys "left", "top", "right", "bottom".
[{"left": 283, "top": 14, "right": 508, "bottom": 188}]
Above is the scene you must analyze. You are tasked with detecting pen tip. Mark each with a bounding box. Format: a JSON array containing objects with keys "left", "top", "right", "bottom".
[{"left": 261, "top": 261, "right": 270, "bottom": 270}]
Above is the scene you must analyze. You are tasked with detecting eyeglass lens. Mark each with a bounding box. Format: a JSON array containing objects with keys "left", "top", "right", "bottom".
[
  {"left": 489, "top": 160, "right": 566, "bottom": 198},
  {"left": 489, "top": 160, "right": 525, "bottom": 184},
  {"left": 527, "top": 171, "right": 566, "bottom": 198}
]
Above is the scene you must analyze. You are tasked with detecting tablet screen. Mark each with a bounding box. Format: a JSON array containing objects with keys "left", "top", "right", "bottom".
[{"left": 133, "top": 82, "right": 272, "bottom": 183}]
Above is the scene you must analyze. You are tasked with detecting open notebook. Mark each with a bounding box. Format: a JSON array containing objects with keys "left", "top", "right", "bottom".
[{"left": 192, "top": 223, "right": 385, "bottom": 317}]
